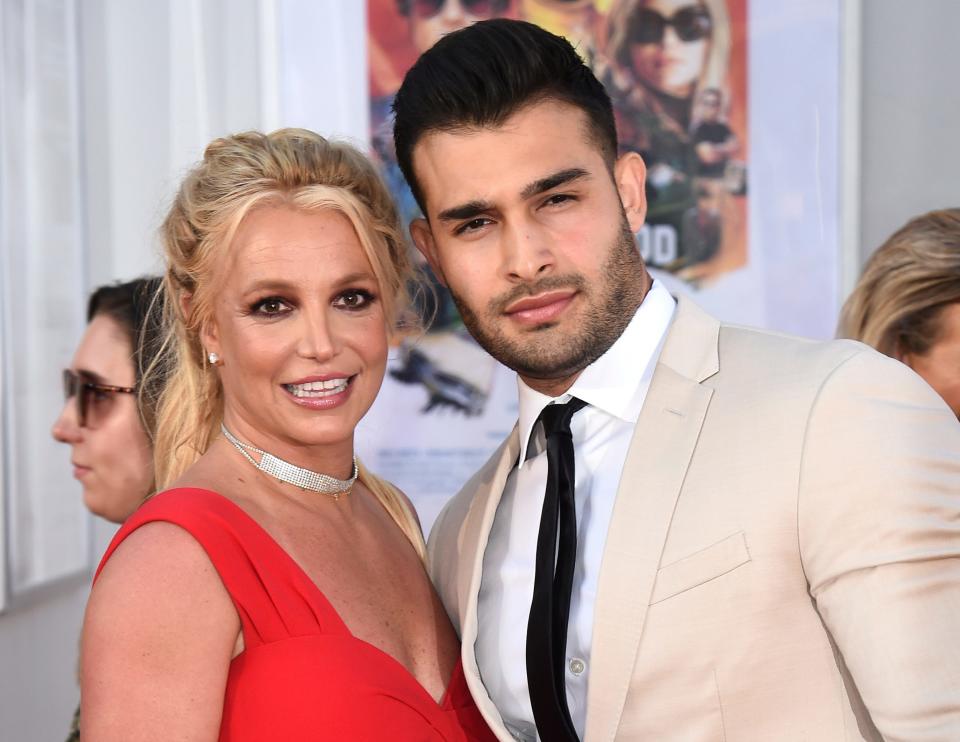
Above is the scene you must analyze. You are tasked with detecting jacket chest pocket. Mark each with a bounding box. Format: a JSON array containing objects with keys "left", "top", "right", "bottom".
[{"left": 650, "top": 531, "right": 751, "bottom": 604}]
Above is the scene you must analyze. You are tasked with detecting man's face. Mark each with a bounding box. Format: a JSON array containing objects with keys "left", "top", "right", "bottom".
[{"left": 410, "top": 100, "right": 649, "bottom": 394}]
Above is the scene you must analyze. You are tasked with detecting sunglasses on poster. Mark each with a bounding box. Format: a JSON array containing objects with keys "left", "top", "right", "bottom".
[
  {"left": 406, "top": 0, "right": 509, "bottom": 20},
  {"left": 630, "top": 6, "right": 712, "bottom": 44},
  {"left": 62, "top": 369, "right": 136, "bottom": 428}
]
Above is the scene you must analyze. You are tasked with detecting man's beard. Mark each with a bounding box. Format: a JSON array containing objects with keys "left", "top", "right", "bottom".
[{"left": 449, "top": 217, "right": 647, "bottom": 381}]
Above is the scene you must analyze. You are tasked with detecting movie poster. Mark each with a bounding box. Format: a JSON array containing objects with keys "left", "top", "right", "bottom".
[
  {"left": 360, "top": 0, "right": 748, "bottom": 530},
  {"left": 368, "top": 0, "right": 749, "bottom": 280}
]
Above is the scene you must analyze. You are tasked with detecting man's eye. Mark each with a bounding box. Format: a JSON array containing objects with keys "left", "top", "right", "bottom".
[
  {"left": 455, "top": 217, "right": 492, "bottom": 235},
  {"left": 543, "top": 193, "right": 574, "bottom": 207},
  {"left": 334, "top": 290, "right": 375, "bottom": 310},
  {"left": 251, "top": 297, "right": 289, "bottom": 316}
]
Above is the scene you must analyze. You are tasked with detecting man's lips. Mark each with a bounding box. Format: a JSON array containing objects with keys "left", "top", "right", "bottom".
[{"left": 504, "top": 290, "right": 576, "bottom": 325}]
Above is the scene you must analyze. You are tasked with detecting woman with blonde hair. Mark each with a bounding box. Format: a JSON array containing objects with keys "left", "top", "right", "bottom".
[
  {"left": 81, "top": 129, "right": 494, "bottom": 741},
  {"left": 602, "top": 1, "right": 730, "bottom": 174},
  {"left": 838, "top": 207, "right": 960, "bottom": 418}
]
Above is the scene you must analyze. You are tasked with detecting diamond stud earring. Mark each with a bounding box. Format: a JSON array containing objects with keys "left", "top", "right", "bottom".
[{"left": 208, "top": 352, "right": 220, "bottom": 365}]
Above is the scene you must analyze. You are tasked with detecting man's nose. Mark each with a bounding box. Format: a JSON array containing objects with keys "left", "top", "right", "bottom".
[{"left": 501, "top": 222, "right": 555, "bottom": 283}]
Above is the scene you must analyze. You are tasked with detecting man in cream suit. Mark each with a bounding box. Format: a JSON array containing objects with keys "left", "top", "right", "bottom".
[{"left": 392, "top": 19, "right": 960, "bottom": 741}]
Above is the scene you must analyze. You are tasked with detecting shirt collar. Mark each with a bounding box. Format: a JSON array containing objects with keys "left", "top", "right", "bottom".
[{"left": 515, "top": 279, "right": 676, "bottom": 463}]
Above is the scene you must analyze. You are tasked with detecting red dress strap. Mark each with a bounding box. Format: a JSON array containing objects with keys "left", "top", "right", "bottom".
[{"left": 95, "top": 487, "right": 332, "bottom": 649}]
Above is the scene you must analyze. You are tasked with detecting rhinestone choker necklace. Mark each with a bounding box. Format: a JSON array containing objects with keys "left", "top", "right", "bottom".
[{"left": 221, "top": 424, "right": 358, "bottom": 500}]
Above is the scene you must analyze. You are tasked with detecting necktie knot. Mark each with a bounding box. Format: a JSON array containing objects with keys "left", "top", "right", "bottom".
[{"left": 538, "top": 397, "right": 588, "bottom": 439}]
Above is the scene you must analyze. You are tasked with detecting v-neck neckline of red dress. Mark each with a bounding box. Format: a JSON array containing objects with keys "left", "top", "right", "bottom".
[{"left": 188, "top": 487, "right": 462, "bottom": 709}]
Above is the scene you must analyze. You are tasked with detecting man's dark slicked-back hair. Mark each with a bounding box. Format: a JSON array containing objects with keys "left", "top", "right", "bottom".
[{"left": 392, "top": 19, "right": 619, "bottom": 214}]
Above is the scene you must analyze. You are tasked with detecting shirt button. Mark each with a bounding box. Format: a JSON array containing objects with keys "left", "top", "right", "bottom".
[{"left": 569, "top": 658, "right": 586, "bottom": 676}]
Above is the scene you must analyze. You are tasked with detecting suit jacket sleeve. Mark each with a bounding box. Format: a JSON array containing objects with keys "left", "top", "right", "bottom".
[{"left": 799, "top": 348, "right": 960, "bottom": 740}]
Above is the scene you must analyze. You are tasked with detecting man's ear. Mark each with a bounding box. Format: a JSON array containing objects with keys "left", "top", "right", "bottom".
[
  {"left": 615, "top": 151, "right": 648, "bottom": 233},
  {"left": 410, "top": 217, "right": 447, "bottom": 287}
]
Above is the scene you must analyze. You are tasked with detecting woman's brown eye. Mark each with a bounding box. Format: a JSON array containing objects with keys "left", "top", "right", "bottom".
[
  {"left": 252, "top": 297, "right": 288, "bottom": 315},
  {"left": 335, "top": 290, "right": 374, "bottom": 310}
]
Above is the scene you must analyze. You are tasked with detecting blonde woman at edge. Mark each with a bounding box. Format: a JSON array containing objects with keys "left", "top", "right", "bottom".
[
  {"left": 81, "top": 129, "right": 495, "bottom": 742},
  {"left": 838, "top": 207, "right": 960, "bottom": 419}
]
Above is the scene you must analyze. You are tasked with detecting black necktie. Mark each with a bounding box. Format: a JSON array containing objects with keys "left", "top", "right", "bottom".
[{"left": 526, "top": 397, "right": 587, "bottom": 742}]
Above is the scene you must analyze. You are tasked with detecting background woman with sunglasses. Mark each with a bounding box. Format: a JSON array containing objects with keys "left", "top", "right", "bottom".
[
  {"left": 52, "top": 276, "right": 165, "bottom": 523},
  {"left": 602, "top": 0, "right": 731, "bottom": 241},
  {"left": 51, "top": 276, "right": 165, "bottom": 742}
]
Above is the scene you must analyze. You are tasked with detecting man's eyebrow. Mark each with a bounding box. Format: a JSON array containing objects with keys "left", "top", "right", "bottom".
[
  {"left": 435, "top": 168, "right": 592, "bottom": 222},
  {"left": 520, "top": 168, "right": 590, "bottom": 200},
  {"left": 437, "top": 200, "right": 493, "bottom": 222}
]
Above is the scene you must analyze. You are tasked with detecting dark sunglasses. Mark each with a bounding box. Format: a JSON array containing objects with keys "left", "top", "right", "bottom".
[
  {"left": 630, "top": 6, "right": 712, "bottom": 44},
  {"left": 62, "top": 369, "right": 136, "bottom": 428},
  {"left": 409, "top": 0, "right": 509, "bottom": 20}
]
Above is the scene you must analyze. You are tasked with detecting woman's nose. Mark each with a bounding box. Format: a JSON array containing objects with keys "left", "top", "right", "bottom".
[
  {"left": 52, "top": 398, "right": 81, "bottom": 443},
  {"left": 297, "top": 309, "right": 341, "bottom": 362}
]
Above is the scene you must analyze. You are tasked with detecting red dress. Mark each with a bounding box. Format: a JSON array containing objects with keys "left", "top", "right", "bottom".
[{"left": 95, "top": 488, "right": 496, "bottom": 742}]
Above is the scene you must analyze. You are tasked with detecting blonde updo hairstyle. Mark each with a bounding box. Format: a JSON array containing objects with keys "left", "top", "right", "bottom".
[
  {"left": 838, "top": 208, "right": 960, "bottom": 359},
  {"left": 150, "top": 128, "right": 424, "bottom": 556}
]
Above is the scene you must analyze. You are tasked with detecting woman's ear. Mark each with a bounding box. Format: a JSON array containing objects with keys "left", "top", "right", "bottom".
[
  {"left": 201, "top": 322, "right": 220, "bottom": 361},
  {"left": 615, "top": 151, "right": 648, "bottom": 233},
  {"left": 183, "top": 292, "right": 220, "bottom": 361},
  {"left": 895, "top": 344, "right": 914, "bottom": 369}
]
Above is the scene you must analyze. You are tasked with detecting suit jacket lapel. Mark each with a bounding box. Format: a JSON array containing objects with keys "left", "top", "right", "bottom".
[
  {"left": 585, "top": 296, "right": 720, "bottom": 741},
  {"left": 457, "top": 427, "right": 521, "bottom": 739}
]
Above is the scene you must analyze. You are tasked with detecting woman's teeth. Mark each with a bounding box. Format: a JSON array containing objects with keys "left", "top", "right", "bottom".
[{"left": 285, "top": 378, "right": 349, "bottom": 398}]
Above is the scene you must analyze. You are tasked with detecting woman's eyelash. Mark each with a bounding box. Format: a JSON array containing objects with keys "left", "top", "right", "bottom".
[
  {"left": 336, "top": 289, "right": 377, "bottom": 309},
  {"left": 246, "top": 290, "right": 377, "bottom": 315},
  {"left": 249, "top": 296, "right": 289, "bottom": 315}
]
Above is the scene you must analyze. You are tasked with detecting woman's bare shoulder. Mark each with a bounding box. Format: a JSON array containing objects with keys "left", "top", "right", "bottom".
[{"left": 81, "top": 521, "right": 240, "bottom": 739}]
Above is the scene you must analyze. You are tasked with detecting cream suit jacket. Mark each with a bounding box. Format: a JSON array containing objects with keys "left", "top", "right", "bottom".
[{"left": 428, "top": 297, "right": 960, "bottom": 742}]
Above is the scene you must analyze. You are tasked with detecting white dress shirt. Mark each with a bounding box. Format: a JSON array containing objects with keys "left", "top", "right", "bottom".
[{"left": 475, "top": 281, "right": 676, "bottom": 742}]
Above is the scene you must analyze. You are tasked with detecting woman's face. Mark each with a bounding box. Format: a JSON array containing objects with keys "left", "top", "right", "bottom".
[
  {"left": 51, "top": 314, "right": 154, "bottom": 522},
  {"left": 205, "top": 205, "right": 388, "bottom": 466},
  {"left": 628, "top": 0, "right": 711, "bottom": 98},
  {"left": 408, "top": 0, "right": 507, "bottom": 54},
  {"left": 903, "top": 302, "right": 960, "bottom": 419}
]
